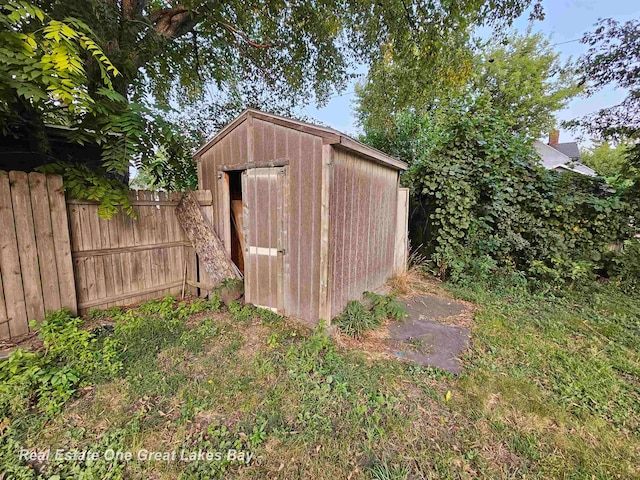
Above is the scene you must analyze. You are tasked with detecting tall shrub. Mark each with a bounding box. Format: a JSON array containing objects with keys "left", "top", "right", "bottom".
[{"left": 363, "top": 103, "right": 634, "bottom": 286}]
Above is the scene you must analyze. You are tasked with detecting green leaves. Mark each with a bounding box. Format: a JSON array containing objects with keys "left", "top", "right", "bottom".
[
  {"left": 362, "top": 104, "right": 635, "bottom": 288},
  {"left": 357, "top": 29, "right": 581, "bottom": 138},
  {"left": 1, "top": 0, "right": 120, "bottom": 126}
]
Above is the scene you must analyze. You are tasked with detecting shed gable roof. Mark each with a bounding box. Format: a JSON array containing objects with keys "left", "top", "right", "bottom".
[{"left": 194, "top": 108, "right": 407, "bottom": 171}]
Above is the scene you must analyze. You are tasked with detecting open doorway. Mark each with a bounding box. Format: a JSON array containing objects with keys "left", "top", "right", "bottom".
[{"left": 228, "top": 171, "right": 244, "bottom": 274}]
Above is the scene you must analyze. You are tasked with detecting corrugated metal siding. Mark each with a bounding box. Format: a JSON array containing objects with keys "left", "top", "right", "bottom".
[
  {"left": 198, "top": 120, "right": 248, "bottom": 235},
  {"left": 252, "top": 119, "right": 323, "bottom": 324},
  {"left": 328, "top": 147, "right": 399, "bottom": 319}
]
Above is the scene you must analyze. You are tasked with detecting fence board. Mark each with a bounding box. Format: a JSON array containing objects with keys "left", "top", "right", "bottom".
[
  {"left": 0, "top": 269, "right": 8, "bottom": 338},
  {"left": 68, "top": 190, "right": 209, "bottom": 312},
  {"left": 10, "top": 171, "right": 44, "bottom": 327},
  {"left": 0, "top": 172, "right": 27, "bottom": 338},
  {"left": 47, "top": 175, "right": 77, "bottom": 313},
  {"left": 29, "top": 172, "right": 62, "bottom": 312},
  {"left": 0, "top": 171, "right": 75, "bottom": 339}
]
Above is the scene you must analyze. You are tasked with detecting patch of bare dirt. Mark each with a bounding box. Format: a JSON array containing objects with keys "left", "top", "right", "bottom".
[{"left": 237, "top": 323, "right": 270, "bottom": 362}]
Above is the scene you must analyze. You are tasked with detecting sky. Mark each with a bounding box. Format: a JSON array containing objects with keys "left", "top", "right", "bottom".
[{"left": 297, "top": 0, "right": 640, "bottom": 146}]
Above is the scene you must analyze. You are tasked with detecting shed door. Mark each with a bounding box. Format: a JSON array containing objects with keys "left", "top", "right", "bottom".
[{"left": 242, "top": 167, "right": 286, "bottom": 313}]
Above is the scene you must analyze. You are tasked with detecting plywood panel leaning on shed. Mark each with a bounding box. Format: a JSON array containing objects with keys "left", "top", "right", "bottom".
[{"left": 194, "top": 109, "right": 408, "bottom": 326}]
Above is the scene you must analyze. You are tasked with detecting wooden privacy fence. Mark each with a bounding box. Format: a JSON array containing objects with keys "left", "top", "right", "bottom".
[
  {"left": 0, "top": 171, "right": 76, "bottom": 339},
  {"left": 68, "top": 190, "right": 212, "bottom": 313},
  {"left": 0, "top": 169, "right": 214, "bottom": 340}
]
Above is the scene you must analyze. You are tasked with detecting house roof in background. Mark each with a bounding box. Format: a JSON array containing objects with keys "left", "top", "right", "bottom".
[
  {"left": 551, "top": 142, "right": 581, "bottom": 160},
  {"left": 533, "top": 140, "right": 597, "bottom": 177},
  {"left": 556, "top": 162, "right": 598, "bottom": 177}
]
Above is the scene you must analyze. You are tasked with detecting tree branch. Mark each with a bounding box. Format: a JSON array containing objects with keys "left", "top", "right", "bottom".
[
  {"left": 122, "top": 0, "right": 147, "bottom": 20},
  {"left": 221, "top": 23, "right": 279, "bottom": 49},
  {"left": 149, "top": 6, "right": 203, "bottom": 39}
]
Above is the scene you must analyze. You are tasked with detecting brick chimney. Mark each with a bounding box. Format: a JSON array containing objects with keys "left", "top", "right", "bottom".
[{"left": 548, "top": 130, "right": 560, "bottom": 146}]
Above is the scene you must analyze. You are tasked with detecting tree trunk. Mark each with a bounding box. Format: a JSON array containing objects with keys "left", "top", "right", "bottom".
[{"left": 175, "top": 191, "right": 240, "bottom": 285}]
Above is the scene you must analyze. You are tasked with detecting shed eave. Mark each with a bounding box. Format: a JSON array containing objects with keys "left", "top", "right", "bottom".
[
  {"left": 336, "top": 136, "right": 408, "bottom": 171},
  {"left": 192, "top": 108, "right": 407, "bottom": 171}
]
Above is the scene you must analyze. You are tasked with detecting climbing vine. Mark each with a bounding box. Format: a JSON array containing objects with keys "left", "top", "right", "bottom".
[{"left": 363, "top": 102, "right": 636, "bottom": 287}]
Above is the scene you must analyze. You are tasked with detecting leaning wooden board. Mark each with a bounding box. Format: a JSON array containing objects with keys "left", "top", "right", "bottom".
[{"left": 175, "top": 191, "right": 240, "bottom": 285}]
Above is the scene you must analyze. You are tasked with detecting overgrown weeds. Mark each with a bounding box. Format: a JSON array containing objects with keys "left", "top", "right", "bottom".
[
  {"left": 333, "top": 292, "right": 405, "bottom": 338},
  {"left": 1, "top": 278, "right": 639, "bottom": 479}
]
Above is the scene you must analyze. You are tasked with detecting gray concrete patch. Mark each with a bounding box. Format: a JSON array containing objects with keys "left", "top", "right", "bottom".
[{"left": 386, "top": 295, "right": 471, "bottom": 374}]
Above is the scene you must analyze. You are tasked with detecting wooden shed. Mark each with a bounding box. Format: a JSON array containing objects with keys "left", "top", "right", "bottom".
[{"left": 194, "top": 109, "right": 409, "bottom": 325}]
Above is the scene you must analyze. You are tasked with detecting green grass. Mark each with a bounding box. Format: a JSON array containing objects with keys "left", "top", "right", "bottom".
[
  {"left": 333, "top": 292, "right": 406, "bottom": 338},
  {"left": 1, "top": 281, "right": 639, "bottom": 479}
]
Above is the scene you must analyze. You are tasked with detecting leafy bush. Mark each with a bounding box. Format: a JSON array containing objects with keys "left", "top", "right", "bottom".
[
  {"left": 606, "top": 239, "right": 640, "bottom": 293},
  {"left": 362, "top": 104, "right": 636, "bottom": 288},
  {"left": 0, "top": 295, "right": 222, "bottom": 421},
  {"left": 0, "top": 310, "right": 121, "bottom": 418},
  {"left": 364, "top": 292, "right": 406, "bottom": 322},
  {"left": 333, "top": 293, "right": 405, "bottom": 338}
]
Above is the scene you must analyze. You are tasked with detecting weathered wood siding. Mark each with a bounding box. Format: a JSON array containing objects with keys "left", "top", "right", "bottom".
[
  {"left": 0, "top": 171, "right": 76, "bottom": 339},
  {"left": 197, "top": 119, "right": 248, "bottom": 235},
  {"left": 252, "top": 118, "right": 323, "bottom": 324},
  {"left": 197, "top": 117, "right": 324, "bottom": 323},
  {"left": 328, "top": 148, "right": 399, "bottom": 319}
]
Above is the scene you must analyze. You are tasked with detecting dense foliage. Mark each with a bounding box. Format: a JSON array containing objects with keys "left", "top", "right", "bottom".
[
  {"left": 581, "top": 142, "right": 631, "bottom": 179},
  {"left": 0, "top": 296, "right": 222, "bottom": 423},
  {"left": 357, "top": 30, "right": 579, "bottom": 135},
  {"left": 466, "top": 32, "right": 581, "bottom": 138},
  {"left": 363, "top": 103, "right": 636, "bottom": 288},
  {"left": 2, "top": 0, "right": 544, "bottom": 214},
  {"left": 0, "top": 1, "right": 119, "bottom": 132}
]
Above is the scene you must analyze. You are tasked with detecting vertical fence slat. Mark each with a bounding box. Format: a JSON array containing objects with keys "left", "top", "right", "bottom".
[
  {"left": 29, "top": 172, "right": 62, "bottom": 313},
  {"left": 108, "top": 210, "right": 124, "bottom": 297},
  {"left": 88, "top": 205, "right": 107, "bottom": 304},
  {"left": 0, "top": 171, "right": 24, "bottom": 337},
  {"left": 9, "top": 171, "right": 44, "bottom": 330},
  {"left": 142, "top": 191, "right": 155, "bottom": 296},
  {"left": 79, "top": 204, "right": 98, "bottom": 305},
  {"left": 156, "top": 192, "right": 168, "bottom": 290},
  {"left": 99, "top": 215, "right": 115, "bottom": 302},
  {"left": 0, "top": 269, "right": 8, "bottom": 338}
]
